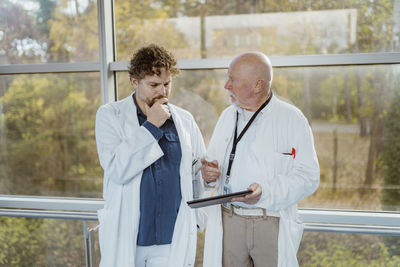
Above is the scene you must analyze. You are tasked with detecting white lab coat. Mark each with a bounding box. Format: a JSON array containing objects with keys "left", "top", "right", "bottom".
[
  {"left": 202, "top": 95, "right": 320, "bottom": 267},
  {"left": 95, "top": 94, "right": 205, "bottom": 267}
]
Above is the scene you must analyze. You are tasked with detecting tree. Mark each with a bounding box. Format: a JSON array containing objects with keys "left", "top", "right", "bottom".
[
  {"left": 382, "top": 91, "right": 400, "bottom": 256},
  {"left": 1, "top": 74, "right": 101, "bottom": 196},
  {"left": 0, "top": 0, "right": 45, "bottom": 64}
]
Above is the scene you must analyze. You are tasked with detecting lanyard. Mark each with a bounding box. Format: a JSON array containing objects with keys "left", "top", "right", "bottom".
[{"left": 225, "top": 92, "right": 273, "bottom": 185}]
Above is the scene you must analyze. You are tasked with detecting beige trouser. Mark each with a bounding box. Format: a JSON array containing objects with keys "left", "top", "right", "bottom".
[{"left": 222, "top": 205, "right": 279, "bottom": 267}]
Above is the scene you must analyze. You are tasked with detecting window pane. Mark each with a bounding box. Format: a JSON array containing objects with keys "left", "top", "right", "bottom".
[
  {"left": 193, "top": 231, "right": 400, "bottom": 266},
  {"left": 0, "top": 73, "right": 102, "bottom": 197},
  {"left": 0, "top": 217, "right": 96, "bottom": 266},
  {"left": 119, "top": 64, "right": 400, "bottom": 211},
  {"left": 114, "top": 0, "right": 400, "bottom": 61},
  {"left": 0, "top": 0, "right": 99, "bottom": 64},
  {"left": 299, "top": 232, "right": 400, "bottom": 265},
  {"left": 117, "top": 70, "right": 224, "bottom": 143}
]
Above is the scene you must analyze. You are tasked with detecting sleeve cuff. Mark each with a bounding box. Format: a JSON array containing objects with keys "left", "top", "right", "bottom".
[
  {"left": 143, "top": 121, "right": 163, "bottom": 141},
  {"left": 203, "top": 180, "right": 217, "bottom": 189}
]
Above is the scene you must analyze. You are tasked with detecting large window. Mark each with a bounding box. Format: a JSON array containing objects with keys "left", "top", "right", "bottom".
[
  {"left": 0, "top": 73, "right": 102, "bottom": 197},
  {"left": 1, "top": 0, "right": 400, "bottom": 266},
  {"left": 118, "top": 65, "right": 400, "bottom": 211},
  {"left": 0, "top": 0, "right": 102, "bottom": 198},
  {"left": 114, "top": 0, "right": 399, "bottom": 60},
  {"left": 0, "top": 0, "right": 99, "bottom": 64}
]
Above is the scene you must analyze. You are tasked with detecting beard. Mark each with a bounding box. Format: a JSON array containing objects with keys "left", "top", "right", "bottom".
[
  {"left": 147, "top": 94, "right": 168, "bottom": 107},
  {"left": 226, "top": 90, "right": 240, "bottom": 109}
]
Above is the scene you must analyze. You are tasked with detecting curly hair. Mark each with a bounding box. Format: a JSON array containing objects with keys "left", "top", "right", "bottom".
[{"left": 128, "top": 44, "right": 179, "bottom": 80}]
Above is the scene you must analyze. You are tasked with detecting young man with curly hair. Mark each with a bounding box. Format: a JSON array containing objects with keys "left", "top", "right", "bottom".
[{"left": 95, "top": 44, "right": 205, "bottom": 267}]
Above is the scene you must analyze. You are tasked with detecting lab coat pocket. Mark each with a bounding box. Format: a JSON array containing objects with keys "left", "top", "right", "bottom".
[{"left": 274, "top": 152, "right": 294, "bottom": 176}]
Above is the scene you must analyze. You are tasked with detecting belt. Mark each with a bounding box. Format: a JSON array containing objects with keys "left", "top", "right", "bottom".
[{"left": 223, "top": 204, "right": 280, "bottom": 218}]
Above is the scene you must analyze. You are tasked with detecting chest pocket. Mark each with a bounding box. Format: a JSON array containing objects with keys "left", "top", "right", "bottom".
[
  {"left": 164, "top": 132, "right": 179, "bottom": 142},
  {"left": 274, "top": 152, "right": 294, "bottom": 176},
  {"left": 163, "top": 132, "right": 182, "bottom": 159}
]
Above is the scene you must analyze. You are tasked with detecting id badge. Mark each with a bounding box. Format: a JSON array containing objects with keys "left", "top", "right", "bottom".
[
  {"left": 223, "top": 185, "right": 232, "bottom": 195},
  {"left": 223, "top": 185, "right": 232, "bottom": 208}
]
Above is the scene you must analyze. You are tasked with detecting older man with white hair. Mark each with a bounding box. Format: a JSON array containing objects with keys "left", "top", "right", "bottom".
[{"left": 201, "top": 52, "right": 320, "bottom": 267}]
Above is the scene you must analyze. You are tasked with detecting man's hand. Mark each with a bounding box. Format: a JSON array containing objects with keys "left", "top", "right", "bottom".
[
  {"left": 146, "top": 98, "right": 171, "bottom": 128},
  {"left": 200, "top": 158, "right": 221, "bottom": 183},
  {"left": 232, "top": 183, "right": 262, "bottom": 204}
]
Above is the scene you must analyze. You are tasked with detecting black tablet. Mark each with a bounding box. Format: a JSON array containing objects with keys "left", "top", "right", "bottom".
[{"left": 187, "top": 190, "right": 252, "bottom": 208}]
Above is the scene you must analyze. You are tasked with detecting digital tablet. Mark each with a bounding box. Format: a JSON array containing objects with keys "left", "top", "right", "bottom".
[{"left": 187, "top": 190, "right": 252, "bottom": 208}]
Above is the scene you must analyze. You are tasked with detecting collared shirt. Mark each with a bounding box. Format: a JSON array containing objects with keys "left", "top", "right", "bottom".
[
  {"left": 222, "top": 106, "right": 266, "bottom": 209},
  {"left": 133, "top": 94, "right": 182, "bottom": 246}
]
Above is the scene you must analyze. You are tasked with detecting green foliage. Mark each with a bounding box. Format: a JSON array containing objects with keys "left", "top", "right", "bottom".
[
  {"left": 303, "top": 240, "right": 400, "bottom": 267},
  {"left": 1, "top": 74, "right": 101, "bottom": 195},
  {"left": 382, "top": 92, "right": 400, "bottom": 256},
  {"left": 0, "top": 217, "right": 44, "bottom": 266},
  {"left": 299, "top": 233, "right": 400, "bottom": 267},
  {"left": 0, "top": 217, "right": 86, "bottom": 266},
  {"left": 382, "top": 92, "right": 400, "bottom": 209}
]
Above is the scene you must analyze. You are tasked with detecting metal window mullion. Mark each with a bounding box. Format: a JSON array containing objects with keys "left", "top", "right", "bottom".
[
  {"left": 97, "top": 0, "right": 117, "bottom": 104},
  {"left": 108, "top": 52, "right": 400, "bottom": 72}
]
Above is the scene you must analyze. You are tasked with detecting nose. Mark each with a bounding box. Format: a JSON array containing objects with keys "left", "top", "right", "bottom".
[
  {"left": 156, "top": 84, "right": 167, "bottom": 96},
  {"left": 224, "top": 79, "right": 231, "bottom": 90}
]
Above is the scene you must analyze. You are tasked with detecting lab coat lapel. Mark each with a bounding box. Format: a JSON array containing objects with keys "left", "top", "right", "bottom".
[
  {"left": 208, "top": 107, "right": 236, "bottom": 166},
  {"left": 119, "top": 94, "right": 140, "bottom": 137},
  {"left": 169, "top": 104, "right": 192, "bottom": 201}
]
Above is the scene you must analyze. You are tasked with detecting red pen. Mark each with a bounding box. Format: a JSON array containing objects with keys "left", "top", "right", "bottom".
[{"left": 283, "top": 148, "right": 296, "bottom": 158}]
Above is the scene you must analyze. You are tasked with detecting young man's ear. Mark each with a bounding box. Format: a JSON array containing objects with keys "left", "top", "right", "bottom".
[{"left": 131, "top": 78, "right": 138, "bottom": 89}]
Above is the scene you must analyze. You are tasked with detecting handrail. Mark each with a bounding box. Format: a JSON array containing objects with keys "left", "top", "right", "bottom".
[
  {"left": 1, "top": 195, "right": 400, "bottom": 236},
  {"left": 0, "top": 195, "right": 104, "bottom": 211},
  {"left": 1, "top": 208, "right": 400, "bottom": 236},
  {"left": 0, "top": 208, "right": 97, "bottom": 220}
]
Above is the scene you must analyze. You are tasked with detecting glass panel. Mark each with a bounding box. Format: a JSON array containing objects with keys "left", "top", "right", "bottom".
[
  {"left": 117, "top": 70, "right": 225, "bottom": 143},
  {"left": 88, "top": 221, "right": 100, "bottom": 267},
  {"left": 114, "top": 0, "right": 400, "bottom": 61},
  {"left": 299, "top": 232, "right": 400, "bottom": 266},
  {"left": 0, "top": 217, "right": 87, "bottom": 266},
  {"left": 0, "top": 73, "right": 103, "bottom": 197},
  {"left": 194, "top": 231, "right": 400, "bottom": 266},
  {"left": 118, "top": 64, "right": 400, "bottom": 211},
  {"left": 0, "top": 0, "right": 99, "bottom": 64}
]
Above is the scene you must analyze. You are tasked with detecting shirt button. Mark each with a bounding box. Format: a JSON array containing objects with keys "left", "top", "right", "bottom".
[{"left": 157, "top": 213, "right": 161, "bottom": 217}]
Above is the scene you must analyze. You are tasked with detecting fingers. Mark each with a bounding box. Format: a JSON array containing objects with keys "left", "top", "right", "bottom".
[
  {"left": 209, "top": 160, "right": 219, "bottom": 168},
  {"left": 232, "top": 183, "right": 262, "bottom": 204},
  {"left": 201, "top": 166, "right": 221, "bottom": 182},
  {"left": 146, "top": 98, "right": 171, "bottom": 127},
  {"left": 154, "top": 97, "right": 168, "bottom": 105},
  {"left": 248, "top": 183, "right": 258, "bottom": 192},
  {"left": 200, "top": 158, "right": 221, "bottom": 183},
  {"left": 201, "top": 158, "right": 219, "bottom": 168}
]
